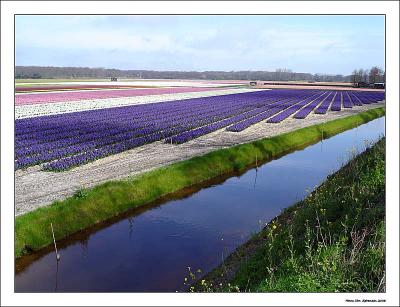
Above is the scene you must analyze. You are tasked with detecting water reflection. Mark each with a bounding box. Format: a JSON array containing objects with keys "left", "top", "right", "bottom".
[
  {"left": 79, "top": 238, "right": 89, "bottom": 258},
  {"left": 128, "top": 217, "right": 134, "bottom": 240},
  {"left": 253, "top": 167, "right": 258, "bottom": 188},
  {"left": 54, "top": 260, "right": 59, "bottom": 292}
]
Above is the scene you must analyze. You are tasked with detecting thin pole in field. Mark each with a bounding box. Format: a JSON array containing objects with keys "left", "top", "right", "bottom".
[
  {"left": 320, "top": 127, "right": 324, "bottom": 152},
  {"left": 51, "top": 223, "right": 60, "bottom": 261}
]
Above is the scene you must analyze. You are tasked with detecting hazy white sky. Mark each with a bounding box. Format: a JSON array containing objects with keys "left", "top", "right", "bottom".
[{"left": 15, "top": 15, "right": 385, "bottom": 74}]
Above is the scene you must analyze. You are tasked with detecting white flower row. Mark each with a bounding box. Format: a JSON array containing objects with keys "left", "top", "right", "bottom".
[
  {"left": 15, "top": 88, "right": 264, "bottom": 119},
  {"left": 16, "top": 80, "right": 246, "bottom": 88}
]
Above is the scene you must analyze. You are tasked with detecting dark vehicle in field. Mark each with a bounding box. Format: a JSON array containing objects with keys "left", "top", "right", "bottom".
[
  {"left": 373, "top": 82, "right": 385, "bottom": 89},
  {"left": 354, "top": 81, "right": 369, "bottom": 88}
]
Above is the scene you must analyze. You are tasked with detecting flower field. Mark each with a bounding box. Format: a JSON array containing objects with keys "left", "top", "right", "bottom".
[
  {"left": 15, "top": 84, "right": 158, "bottom": 93},
  {"left": 15, "top": 88, "right": 259, "bottom": 118},
  {"left": 15, "top": 86, "right": 229, "bottom": 105},
  {"left": 15, "top": 88, "right": 384, "bottom": 172}
]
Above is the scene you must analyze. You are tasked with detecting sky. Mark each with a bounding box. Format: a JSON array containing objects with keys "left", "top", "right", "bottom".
[{"left": 15, "top": 15, "right": 385, "bottom": 75}]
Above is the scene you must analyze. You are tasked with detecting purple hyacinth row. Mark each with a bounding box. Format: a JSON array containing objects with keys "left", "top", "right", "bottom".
[
  {"left": 228, "top": 90, "right": 384, "bottom": 126},
  {"left": 16, "top": 96, "right": 247, "bottom": 157},
  {"left": 226, "top": 91, "right": 319, "bottom": 131},
  {"left": 330, "top": 92, "right": 342, "bottom": 111},
  {"left": 293, "top": 92, "right": 332, "bottom": 119},
  {"left": 266, "top": 92, "right": 327, "bottom": 123},
  {"left": 15, "top": 89, "right": 385, "bottom": 171},
  {"left": 349, "top": 93, "right": 363, "bottom": 106},
  {"left": 314, "top": 92, "right": 335, "bottom": 114},
  {"left": 165, "top": 92, "right": 303, "bottom": 144},
  {"left": 40, "top": 92, "right": 285, "bottom": 170},
  {"left": 16, "top": 90, "right": 281, "bottom": 170},
  {"left": 342, "top": 93, "right": 353, "bottom": 108}
]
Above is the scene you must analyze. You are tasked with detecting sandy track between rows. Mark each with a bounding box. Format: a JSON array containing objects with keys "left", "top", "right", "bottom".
[{"left": 15, "top": 102, "right": 385, "bottom": 215}]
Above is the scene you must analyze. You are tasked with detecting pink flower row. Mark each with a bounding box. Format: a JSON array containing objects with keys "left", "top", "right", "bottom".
[
  {"left": 15, "top": 87, "right": 225, "bottom": 106},
  {"left": 15, "top": 85, "right": 151, "bottom": 92}
]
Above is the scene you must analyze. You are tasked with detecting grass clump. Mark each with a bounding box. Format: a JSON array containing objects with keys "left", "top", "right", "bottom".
[
  {"left": 195, "top": 137, "right": 385, "bottom": 293},
  {"left": 15, "top": 107, "right": 385, "bottom": 258}
]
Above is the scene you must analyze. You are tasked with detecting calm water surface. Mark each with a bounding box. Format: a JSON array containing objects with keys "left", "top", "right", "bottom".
[{"left": 15, "top": 117, "right": 385, "bottom": 292}]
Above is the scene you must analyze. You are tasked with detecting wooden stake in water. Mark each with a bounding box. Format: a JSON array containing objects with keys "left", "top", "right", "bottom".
[{"left": 51, "top": 223, "right": 60, "bottom": 261}]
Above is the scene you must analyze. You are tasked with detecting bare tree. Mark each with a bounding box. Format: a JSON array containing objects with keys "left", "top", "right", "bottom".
[
  {"left": 351, "top": 69, "right": 358, "bottom": 85},
  {"left": 369, "top": 66, "right": 384, "bottom": 83},
  {"left": 362, "top": 69, "right": 369, "bottom": 83}
]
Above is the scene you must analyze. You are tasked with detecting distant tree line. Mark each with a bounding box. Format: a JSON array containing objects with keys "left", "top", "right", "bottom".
[
  {"left": 15, "top": 66, "right": 355, "bottom": 82},
  {"left": 351, "top": 66, "right": 385, "bottom": 86}
]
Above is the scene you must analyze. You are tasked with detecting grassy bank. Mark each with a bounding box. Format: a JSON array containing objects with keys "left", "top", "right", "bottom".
[
  {"left": 192, "top": 138, "right": 385, "bottom": 292},
  {"left": 15, "top": 107, "right": 385, "bottom": 258}
]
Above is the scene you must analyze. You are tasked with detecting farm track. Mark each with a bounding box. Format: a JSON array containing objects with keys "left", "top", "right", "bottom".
[{"left": 15, "top": 102, "right": 384, "bottom": 215}]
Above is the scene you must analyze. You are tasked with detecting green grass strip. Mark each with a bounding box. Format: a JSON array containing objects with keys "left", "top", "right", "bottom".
[{"left": 15, "top": 107, "right": 385, "bottom": 258}]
